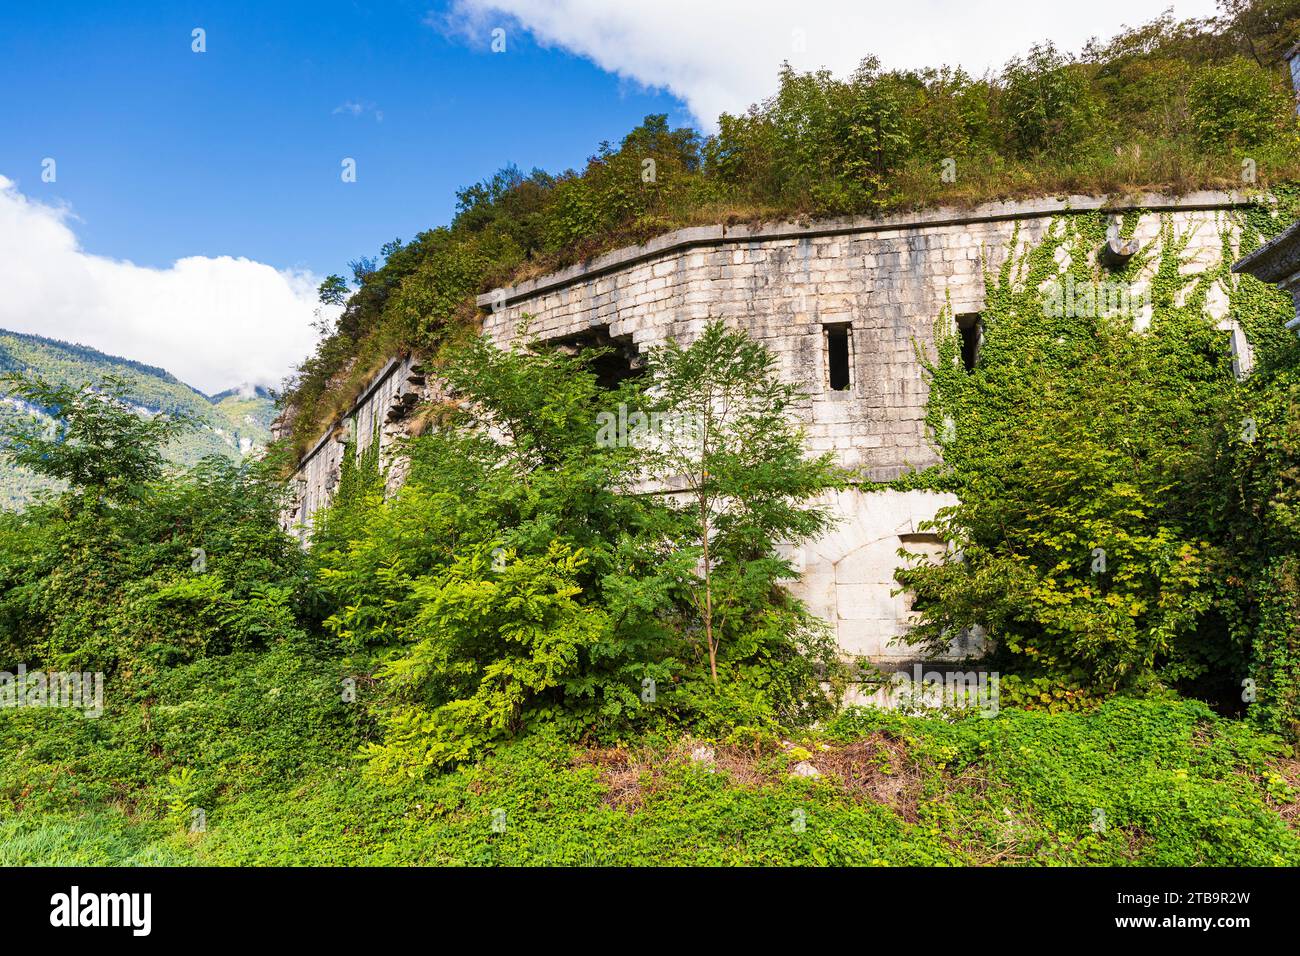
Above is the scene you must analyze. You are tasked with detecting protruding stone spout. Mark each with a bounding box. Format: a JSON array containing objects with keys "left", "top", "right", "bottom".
[{"left": 1099, "top": 233, "right": 1139, "bottom": 269}]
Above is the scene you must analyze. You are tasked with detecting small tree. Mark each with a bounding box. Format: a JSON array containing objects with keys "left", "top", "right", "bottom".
[
  {"left": 0, "top": 373, "right": 188, "bottom": 507},
  {"left": 316, "top": 273, "right": 350, "bottom": 307},
  {"left": 645, "top": 320, "right": 843, "bottom": 683}
]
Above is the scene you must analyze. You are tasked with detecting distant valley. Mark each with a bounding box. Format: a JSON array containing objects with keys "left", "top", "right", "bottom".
[{"left": 0, "top": 328, "right": 277, "bottom": 508}]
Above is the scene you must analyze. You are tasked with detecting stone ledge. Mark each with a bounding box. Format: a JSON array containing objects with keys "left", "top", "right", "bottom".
[
  {"left": 477, "top": 191, "right": 1252, "bottom": 310},
  {"left": 1232, "top": 219, "right": 1300, "bottom": 285}
]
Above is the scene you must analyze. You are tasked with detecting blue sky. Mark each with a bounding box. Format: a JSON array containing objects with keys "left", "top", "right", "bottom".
[{"left": 0, "top": 1, "right": 685, "bottom": 276}]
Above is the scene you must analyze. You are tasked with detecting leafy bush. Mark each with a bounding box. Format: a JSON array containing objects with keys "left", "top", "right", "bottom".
[
  {"left": 315, "top": 325, "right": 844, "bottom": 776},
  {"left": 900, "top": 214, "right": 1235, "bottom": 691},
  {"left": 0, "top": 375, "right": 308, "bottom": 673},
  {"left": 900, "top": 200, "right": 1300, "bottom": 735},
  {"left": 1001, "top": 43, "right": 1106, "bottom": 157},
  {"left": 1189, "top": 56, "right": 1296, "bottom": 149}
]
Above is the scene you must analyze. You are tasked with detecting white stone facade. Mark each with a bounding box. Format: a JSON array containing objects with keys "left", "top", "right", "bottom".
[
  {"left": 1290, "top": 40, "right": 1300, "bottom": 115},
  {"left": 286, "top": 192, "right": 1248, "bottom": 665}
]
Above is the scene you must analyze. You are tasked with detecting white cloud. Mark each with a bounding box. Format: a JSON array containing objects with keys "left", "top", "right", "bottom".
[
  {"left": 443, "top": 0, "right": 1221, "bottom": 129},
  {"left": 333, "top": 99, "right": 384, "bottom": 122},
  {"left": 0, "top": 175, "right": 332, "bottom": 395}
]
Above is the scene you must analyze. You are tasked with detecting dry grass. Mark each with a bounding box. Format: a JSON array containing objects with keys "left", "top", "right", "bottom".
[
  {"left": 284, "top": 352, "right": 389, "bottom": 464},
  {"left": 805, "top": 732, "right": 927, "bottom": 822},
  {"left": 572, "top": 739, "right": 779, "bottom": 812},
  {"left": 573, "top": 732, "right": 945, "bottom": 819},
  {"left": 505, "top": 148, "right": 1300, "bottom": 291},
  {"left": 1265, "top": 756, "right": 1300, "bottom": 831},
  {"left": 571, "top": 746, "right": 646, "bottom": 811}
]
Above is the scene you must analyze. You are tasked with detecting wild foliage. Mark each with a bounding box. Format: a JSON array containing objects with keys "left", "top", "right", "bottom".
[
  {"left": 898, "top": 197, "right": 1300, "bottom": 733},
  {"left": 0, "top": 374, "right": 307, "bottom": 673},
  {"left": 313, "top": 324, "right": 844, "bottom": 777},
  {"left": 3, "top": 693, "right": 1296, "bottom": 866}
]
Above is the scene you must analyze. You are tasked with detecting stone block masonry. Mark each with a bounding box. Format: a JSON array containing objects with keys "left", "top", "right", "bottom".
[
  {"left": 1290, "top": 39, "right": 1300, "bottom": 115},
  {"left": 278, "top": 353, "right": 427, "bottom": 541},
  {"left": 287, "top": 192, "right": 1250, "bottom": 664}
]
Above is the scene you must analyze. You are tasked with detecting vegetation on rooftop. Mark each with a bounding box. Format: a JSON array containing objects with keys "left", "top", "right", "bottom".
[{"left": 279, "top": 0, "right": 1300, "bottom": 460}]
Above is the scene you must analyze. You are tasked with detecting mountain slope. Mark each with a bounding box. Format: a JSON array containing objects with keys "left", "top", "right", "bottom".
[{"left": 0, "top": 329, "right": 276, "bottom": 508}]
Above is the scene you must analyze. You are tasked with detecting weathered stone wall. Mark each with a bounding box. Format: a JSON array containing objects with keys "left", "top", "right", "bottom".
[
  {"left": 287, "top": 192, "right": 1248, "bottom": 663},
  {"left": 1289, "top": 40, "right": 1300, "bottom": 114},
  {"left": 477, "top": 193, "right": 1243, "bottom": 482},
  {"left": 281, "top": 353, "right": 426, "bottom": 539}
]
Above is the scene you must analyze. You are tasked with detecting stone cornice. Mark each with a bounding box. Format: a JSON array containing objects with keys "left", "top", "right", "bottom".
[{"left": 478, "top": 191, "right": 1253, "bottom": 310}]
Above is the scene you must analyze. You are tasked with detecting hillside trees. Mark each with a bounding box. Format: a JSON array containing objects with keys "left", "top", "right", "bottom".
[
  {"left": 1, "top": 374, "right": 187, "bottom": 508},
  {"left": 0, "top": 374, "right": 307, "bottom": 672},
  {"left": 279, "top": 3, "right": 1300, "bottom": 462}
]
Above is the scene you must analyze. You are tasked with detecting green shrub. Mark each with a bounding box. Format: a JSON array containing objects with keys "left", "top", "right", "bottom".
[
  {"left": 1189, "top": 56, "right": 1296, "bottom": 150},
  {"left": 0, "top": 377, "right": 308, "bottom": 673},
  {"left": 1001, "top": 43, "right": 1106, "bottom": 157},
  {"left": 315, "top": 326, "right": 844, "bottom": 776},
  {"left": 900, "top": 214, "right": 1233, "bottom": 690}
]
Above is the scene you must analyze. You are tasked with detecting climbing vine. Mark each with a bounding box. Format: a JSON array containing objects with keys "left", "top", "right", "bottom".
[
  {"left": 1214, "top": 186, "right": 1300, "bottom": 737},
  {"left": 898, "top": 200, "right": 1300, "bottom": 730}
]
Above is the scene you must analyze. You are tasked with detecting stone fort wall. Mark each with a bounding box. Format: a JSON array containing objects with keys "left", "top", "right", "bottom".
[{"left": 285, "top": 191, "right": 1249, "bottom": 665}]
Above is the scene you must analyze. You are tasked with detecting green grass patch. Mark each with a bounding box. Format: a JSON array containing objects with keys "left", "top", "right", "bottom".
[{"left": 3, "top": 652, "right": 1295, "bottom": 866}]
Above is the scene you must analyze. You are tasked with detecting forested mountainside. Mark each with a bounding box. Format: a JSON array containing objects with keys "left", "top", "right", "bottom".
[{"left": 0, "top": 329, "right": 275, "bottom": 508}]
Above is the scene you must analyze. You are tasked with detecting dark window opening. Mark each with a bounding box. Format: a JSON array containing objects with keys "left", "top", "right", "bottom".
[
  {"left": 956, "top": 312, "right": 982, "bottom": 372},
  {"left": 825, "top": 324, "right": 851, "bottom": 391},
  {"left": 551, "top": 325, "right": 644, "bottom": 389},
  {"left": 898, "top": 532, "right": 945, "bottom": 614}
]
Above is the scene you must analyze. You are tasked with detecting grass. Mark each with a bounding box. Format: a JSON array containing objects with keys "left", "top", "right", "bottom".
[
  {"left": 0, "top": 811, "right": 190, "bottom": 866},
  {"left": 499, "top": 144, "right": 1300, "bottom": 289},
  {"left": 3, "top": 646, "right": 1297, "bottom": 867}
]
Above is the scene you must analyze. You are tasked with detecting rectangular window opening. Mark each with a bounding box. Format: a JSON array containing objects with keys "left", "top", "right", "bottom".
[
  {"left": 825, "top": 323, "right": 852, "bottom": 391},
  {"left": 956, "top": 312, "right": 982, "bottom": 373}
]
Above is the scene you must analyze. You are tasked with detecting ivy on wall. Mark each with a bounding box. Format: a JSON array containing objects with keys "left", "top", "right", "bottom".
[
  {"left": 896, "top": 196, "right": 1300, "bottom": 733},
  {"left": 1216, "top": 186, "right": 1300, "bottom": 737}
]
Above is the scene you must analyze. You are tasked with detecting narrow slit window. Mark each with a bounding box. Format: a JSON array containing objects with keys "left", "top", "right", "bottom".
[
  {"left": 956, "top": 312, "right": 982, "bottom": 373},
  {"left": 825, "top": 324, "right": 852, "bottom": 391}
]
